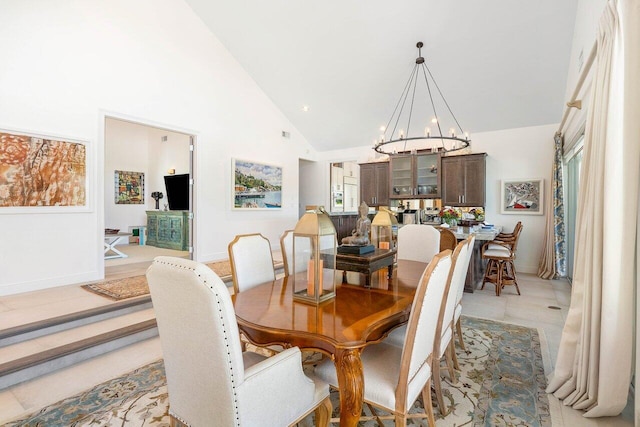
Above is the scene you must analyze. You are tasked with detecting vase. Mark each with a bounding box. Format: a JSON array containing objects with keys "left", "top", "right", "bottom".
[{"left": 446, "top": 218, "right": 458, "bottom": 227}]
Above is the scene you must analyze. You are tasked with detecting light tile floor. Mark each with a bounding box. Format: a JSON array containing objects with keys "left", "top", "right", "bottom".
[{"left": 0, "top": 266, "right": 634, "bottom": 425}]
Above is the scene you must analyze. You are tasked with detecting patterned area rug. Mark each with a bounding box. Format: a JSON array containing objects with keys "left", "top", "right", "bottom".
[
  {"left": 4, "top": 317, "right": 550, "bottom": 426},
  {"left": 82, "top": 260, "right": 234, "bottom": 300}
]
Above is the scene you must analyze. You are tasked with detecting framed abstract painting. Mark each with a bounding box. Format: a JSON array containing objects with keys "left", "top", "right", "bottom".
[
  {"left": 115, "top": 170, "right": 145, "bottom": 204},
  {"left": 500, "top": 178, "right": 544, "bottom": 215},
  {"left": 0, "top": 129, "right": 88, "bottom": 212}
]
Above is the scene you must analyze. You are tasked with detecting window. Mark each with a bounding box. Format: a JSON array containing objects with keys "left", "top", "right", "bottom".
[{"left": 563, "top": 135, "right": 584, "bottom": 283}]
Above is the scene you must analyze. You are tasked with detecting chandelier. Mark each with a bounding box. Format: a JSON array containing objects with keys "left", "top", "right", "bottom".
[{"left": 374, "top": 42, "right": 470, "bottom": 155}]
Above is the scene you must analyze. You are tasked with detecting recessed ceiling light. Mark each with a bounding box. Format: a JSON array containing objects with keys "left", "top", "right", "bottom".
[{"left": 302, "top": 105, "right": 310, "bottom": 112}]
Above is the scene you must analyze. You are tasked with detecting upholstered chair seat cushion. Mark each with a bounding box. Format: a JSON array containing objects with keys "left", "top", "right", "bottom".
[
  {"left": 483, "top": 246, "right": 512, "bottom": 258},
  {"left": 314, "top": 340, "right": 429, "bottom": 414}
]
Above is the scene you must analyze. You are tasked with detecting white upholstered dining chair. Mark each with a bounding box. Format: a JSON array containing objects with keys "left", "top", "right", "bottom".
[
  {"left": 384, "top": 236, "right": 473, "bottom": 415},
  {"left": 279, "top": 229, "right": 311, "bottom": 277},
  {"left": 147, "top": 256, "right": 332, "bottom": 427},
  {"left": 229, "top": 233, "right": 283, "bottom": 354},
  {"left": 228, "top": 233, "right": 276, "bottom": 294},
  {"left": 313, "top": 251, "right": 453, "bottom": 425},
  {"left": 397, "top": 224, "right": 441, "bottom": 263}
]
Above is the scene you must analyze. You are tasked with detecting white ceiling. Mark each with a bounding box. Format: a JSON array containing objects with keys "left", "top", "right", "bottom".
[{"left": 185, "top": 1, "right": 579, "bottom": 152}]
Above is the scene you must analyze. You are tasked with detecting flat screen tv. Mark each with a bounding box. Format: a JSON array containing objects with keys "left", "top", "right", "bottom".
[{"left": 164, "top": 174, "right": 190, "bottom": 211}]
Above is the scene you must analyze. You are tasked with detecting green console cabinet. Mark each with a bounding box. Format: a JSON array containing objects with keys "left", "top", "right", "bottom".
[{"left": 146, "top": 210, "right": 189, "bottom": 251}]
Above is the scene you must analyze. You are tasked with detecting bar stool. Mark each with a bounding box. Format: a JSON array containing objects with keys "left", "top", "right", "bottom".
[{"left": 481, "top": 222, "right": 522, "bottom": 296}]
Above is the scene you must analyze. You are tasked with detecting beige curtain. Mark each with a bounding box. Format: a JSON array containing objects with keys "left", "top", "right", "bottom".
[{"left": 546, "top": 0, "right": 640, "bottom": 417}]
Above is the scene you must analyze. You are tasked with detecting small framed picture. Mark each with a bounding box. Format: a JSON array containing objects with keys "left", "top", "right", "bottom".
[
  {"left": 115, "top": 170, "right": 145, "bottom": 204},
  {"left": 500, "top": 178, "right": 544, "bottom": 215}
]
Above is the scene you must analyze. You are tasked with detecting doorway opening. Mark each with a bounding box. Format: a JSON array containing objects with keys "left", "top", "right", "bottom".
[{"left": 103, "top": 116, "right": 195, "bottom": 275}]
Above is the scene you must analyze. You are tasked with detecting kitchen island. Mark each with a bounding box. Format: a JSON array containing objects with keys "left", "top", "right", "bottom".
[{"left": 445, "top": 224, "right": 501, "bottom": 292}]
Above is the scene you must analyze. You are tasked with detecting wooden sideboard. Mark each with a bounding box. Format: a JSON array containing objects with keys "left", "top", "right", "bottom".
[{"left": 146, "top": 210, "right": 189, "bottom": 251}]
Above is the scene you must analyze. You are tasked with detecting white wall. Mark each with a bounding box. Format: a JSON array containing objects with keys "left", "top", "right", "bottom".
[
  {"left": 472, "top": 124, "right": 556, "bottom": 274},
  {"left": 308, "top": 123, "right": 556, "bottom": 274},
  {"left": 564, "top": 0, "right": 608, "bottom": 103},
  {"left": 0, "top": 0, "right": 316, "bottom": 295},
  {"left": 560, "top": 0, "right": 607, "bottom": 143}
]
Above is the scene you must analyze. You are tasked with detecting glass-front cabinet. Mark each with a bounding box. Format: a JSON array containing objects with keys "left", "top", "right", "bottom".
[
  {"left": 390, "top": 153, "right": 440, "bottom": 199},
  {"left": 390, "top": 156, "right": 413, "bottom": 197},
  {"left": 415, "top": 154, "right": 439, "bottom": 196}
]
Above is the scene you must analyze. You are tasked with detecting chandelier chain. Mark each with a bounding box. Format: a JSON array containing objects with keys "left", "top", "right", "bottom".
[{"left": 424, "top": 64, "right": 465, "bottom": 135}]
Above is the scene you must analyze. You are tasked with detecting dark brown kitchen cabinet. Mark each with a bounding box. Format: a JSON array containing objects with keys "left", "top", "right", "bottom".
[
  {"left": 441, "top": 153, "right": 487, "bottom": 206},
  {"left": 359, "top": 162, "right": 389, "bottom": 207},
  {"left": 330, "top": 214, "right": 358, "bottom": 242}
]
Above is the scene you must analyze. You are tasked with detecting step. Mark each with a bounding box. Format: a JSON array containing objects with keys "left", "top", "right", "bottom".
[
  {"left": 0, "top": 308, "right": 158, "bottom": 390},
  {"left": 0, "top": 295, "right": 152, "bottom": 347}
]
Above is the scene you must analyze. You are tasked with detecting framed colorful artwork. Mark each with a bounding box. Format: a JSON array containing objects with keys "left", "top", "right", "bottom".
[
  {"left": 115, "top": 170, "right": 145, "bottom": 204},
  {"left": 232, "top": 158, "right": 282, "bottom": 210},
  {"left": 500, "top": 178, "right": 544, "bottom": 215},
  {"left": 0, "top": 129, "right": 88, "bottom": 212}
]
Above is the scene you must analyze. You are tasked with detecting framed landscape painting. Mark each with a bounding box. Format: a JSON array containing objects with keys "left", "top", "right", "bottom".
[
  {"left": 115, "top": 170, "right": 144, "bottom": 204},
  {"left": 500, "top": 178, "right": 544, "bottom": 215},
  {"left": 0, "top": 129, "right": 88, "bottom": 212},
  {"left": 232, "top": 158, "right": 282, "bottom": 210}
]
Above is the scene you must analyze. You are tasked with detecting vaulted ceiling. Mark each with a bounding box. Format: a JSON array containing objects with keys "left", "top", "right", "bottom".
[{"left": 185, "top": 1, "right": 579, "bottom": 152}]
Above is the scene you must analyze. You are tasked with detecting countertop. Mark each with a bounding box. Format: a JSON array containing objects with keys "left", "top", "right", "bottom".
[
  {"left": 446, "top": 225, "right": 502, "bottom": 241},
  {"left": 397, "top": 223, "right": 502, "bottom": 241}
]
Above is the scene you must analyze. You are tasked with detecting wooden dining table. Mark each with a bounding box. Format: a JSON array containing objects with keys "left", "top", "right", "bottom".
[{"left": 232, "top": 259, "right": 427, "bottom": 427}]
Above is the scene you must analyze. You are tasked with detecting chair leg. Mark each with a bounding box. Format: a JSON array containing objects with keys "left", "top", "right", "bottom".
[
  {"left": 509, "top": 260, "right": 521, "bottom": 295},
  {"left": 394, "top": 414, "right": 407, "bottom": 427},
  {"left": 432, "top": 361, "right": 447, "bottom": 415},
  {"left": 314, "top": 396, "right": 332, "bottom": 427},
  {"left": 421, "top": 379, "right": 437, "bottom": 427},
  {"left": 496, "top": 261, "right": 503, "bottom": 296},
  {"left": 450, "top": 339, "right": 460, "bottom": 372},
  {"left": 480, "top": 259, "right": 491, "bottom": 290},
  {"left": 366, "top": 403, "right": 385, "bottom": 427},
  {"left": 445, "top": 342, "right": 458, "bottom": 383},
  {"left": 455, "top": 318, "right": 466, "bottom": 351}
]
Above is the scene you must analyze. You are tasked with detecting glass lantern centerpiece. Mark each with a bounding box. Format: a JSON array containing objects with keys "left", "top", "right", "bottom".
[
  {"left": 292, "top": 208, "right": 337, "bottom": 304},
  {"left": 371, "top": 207, "right": 398, "bottom": 250}
]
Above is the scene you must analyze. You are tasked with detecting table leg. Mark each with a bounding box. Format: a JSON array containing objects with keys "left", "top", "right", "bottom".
[
  {"left": 104, "top": 236, "right": 129, "bottom": 260},
  {"left": 387, "top": 264, "right": 393, "bottom": 283},
  {"left": 334, "top": 348, "right": 364, "bottom": 427},
  {"left": 342, "top": 270, "right": 347, "bottom": 284}
]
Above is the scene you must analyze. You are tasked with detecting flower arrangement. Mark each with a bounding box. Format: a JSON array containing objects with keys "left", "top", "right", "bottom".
[
  {"left": 439, "top": 207, "right": 461, "bottom": 221},
  {"left": 470, "top": 207, "right": 485, "bottom": 221}
]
